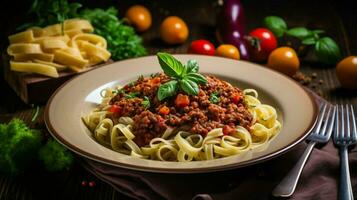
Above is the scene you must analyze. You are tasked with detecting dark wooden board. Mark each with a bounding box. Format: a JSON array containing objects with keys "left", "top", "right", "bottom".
[{"left": 2, "top": 53, "right": 113, "bottom": 104}]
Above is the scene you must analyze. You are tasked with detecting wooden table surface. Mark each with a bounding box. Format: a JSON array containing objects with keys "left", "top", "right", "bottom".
[{"left": 0, "top": 0, "right": 356, "bottom": 199}]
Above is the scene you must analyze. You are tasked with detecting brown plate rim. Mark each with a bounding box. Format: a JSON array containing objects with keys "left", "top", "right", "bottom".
[{"left": 44, "top": 54, "right": 318, "bottom": 173}]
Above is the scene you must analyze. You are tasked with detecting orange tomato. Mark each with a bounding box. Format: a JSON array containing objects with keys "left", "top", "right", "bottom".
[
  {"left": 267, "top": 47, "right": 300, "bottom": 76},
  {"left": 216, "top": 44, "right": 240, "bottom": 59},
  {"left": 125, "top": 5, "right": 152, "bottom": 32},
  {"left": 336, "top": 56, "right": 357, "bottom": 89},
  {"left": 160, "top": 16, "right": 189, "bottom": 45}
]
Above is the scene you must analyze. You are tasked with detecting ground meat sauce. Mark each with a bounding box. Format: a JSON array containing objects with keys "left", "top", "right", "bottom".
[{"left": 109, "top": 73, "right": 253, "bottom": 147}]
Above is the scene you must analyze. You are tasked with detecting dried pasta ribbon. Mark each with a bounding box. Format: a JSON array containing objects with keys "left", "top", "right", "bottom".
[
  {"left": 7, "top": 43, "right": 43, "bottom": 55},
  {"left": 8, "top": 30, "right": 34, "bottom": 44},
  {"left": 10, "top": 61, "right": 59, "bottom": 78}
]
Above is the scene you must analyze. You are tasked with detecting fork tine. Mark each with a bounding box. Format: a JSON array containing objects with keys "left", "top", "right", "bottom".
[
  {"left": 324, "top": 105, "right": 336, "bottom": 137},
  {"left": 341, "top": 105, "right": 345, "bottom": 140},
  {"left": 350, "top": 105, "right": 357, "bottom": 141},
  {"left": 334, "top": 105, "right": 340, "bottom": 142},
  {"left": 313, "top": 103, "right": 327, "bottom": 133},
  {"left": 319, "top": 105, "right": 332, "bottom": 135},
  {"left": 346, "top": 105, "right": 351, "bottom": 140}
]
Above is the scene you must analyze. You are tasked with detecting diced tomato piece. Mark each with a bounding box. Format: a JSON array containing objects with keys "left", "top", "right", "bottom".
[
  {"left": 222, "top": 125, "right": 235, "bottom": 135},
  {"left": 158, "top": 106, "right": 170, "bottom": 115},
  {"left": 109, "top": 105, "right": 121, "bottom": 114},
  {"left": 231, "top": 94, "right": 241, "bottom": 104},
  {"left": 175, "top": 94, "right": 190, "bottom": 108}
]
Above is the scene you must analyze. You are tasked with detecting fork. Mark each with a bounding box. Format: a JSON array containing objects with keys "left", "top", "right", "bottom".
[
  {"left": 334, "top": 104, "right": 357, "bottom": 200},
  {"left": 272, "top": 103, "right": 336, "bottom": 197}
]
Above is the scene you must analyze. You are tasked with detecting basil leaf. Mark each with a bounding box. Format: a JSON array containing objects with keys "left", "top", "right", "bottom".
[
  {"left": 286, "top": 27, "right": 311, "bottom": 40},
  {"left": 180, "top": 79, "right": 199, "bottom": 96},
  {"left": 157, "top": 52, "right": 184, "bottom": 78},
  {"left": 312, "top": 30, "right": 324, "bottom": 35},
  {"left": 186, "top": 60, "right": 199, "bottom": 73},
  {"left": 315, "top": 37, "right": 342, "bottom": 65},
  {"left": 263, "top": 16, "right": 287, "bottom": 37},
  {"left": 158, "top": 80, "right": 178, "bottom": 101},
  {"left": 301, "top": 37, "right": 317, "bottom": 45},
  {"left": 184, "top": 73, "right": 207, "bottom": 84}
]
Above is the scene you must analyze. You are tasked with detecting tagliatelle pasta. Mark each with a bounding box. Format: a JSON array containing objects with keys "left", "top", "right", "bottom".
[
  {"left": 7, "top": 19, "right": 111, "bottom": 77},
  {"left": 83, "top": 85, "right": 282, "bottom": 162}
]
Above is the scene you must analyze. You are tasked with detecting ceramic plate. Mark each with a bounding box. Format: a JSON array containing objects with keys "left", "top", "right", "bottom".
[{"left": 45, "top": 55, "right": 318, "bottom": 173}]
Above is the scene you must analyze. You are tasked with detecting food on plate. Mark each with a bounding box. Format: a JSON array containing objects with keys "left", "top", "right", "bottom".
[
  {"left": 188, "top": 40, "right": 215, "bottom": 55},
  {"left": 336, "top": 56, "right": 357, "bottom": 89},
  {"left": 160, "top": 16, "right": 189, "bottom": 45},
  {"left": 82, "top": 53, "right": 281, "bottom": 161},
  {"left": 267, "top": 47, "right": 299, "bottom": 76},
  {"left": 216, "top": 44, "right": 240, "bottom": 60},
  {"left": 216, "top": 0, "right": 249, "bottom": 60},
  {"left": 7, "top": 19, "right": 111, "bottom": 77},
  {"left": 246, "top": 28, "right": 277, "bottom": 62},
  {"left": 125, "top": 5, "right": 152, "bottom": 32}
]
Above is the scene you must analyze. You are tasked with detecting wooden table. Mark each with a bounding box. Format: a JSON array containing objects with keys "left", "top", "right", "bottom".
[{"left": 0, "top": 0, "right": 356, "bottom": 199}]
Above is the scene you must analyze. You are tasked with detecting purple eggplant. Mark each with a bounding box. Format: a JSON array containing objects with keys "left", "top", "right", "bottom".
[{"left": 216, "top": 0, "right": 249, "bottom": 60}]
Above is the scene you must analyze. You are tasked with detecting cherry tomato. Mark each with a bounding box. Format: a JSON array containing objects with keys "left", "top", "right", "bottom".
[
  {"left": 247, "top": 28, "right": 277, "bottom": 62},
  {"left": 125, "top": 5, "right": 152, "bottom": 32},
  {"left": 160, "top": 16, "right": 189, "bottom": 45},
  {"left": 216, "top": 44, "right": 240, "bottom": 59},
  {"left": 336, "top": 56, "right": 357, "bottom": 89},
  {"left": 188, "top": 40, "right": 215, "bottom": 55},
  {"left": 267, "top": 47, "right": 300, "bottom": 76}
]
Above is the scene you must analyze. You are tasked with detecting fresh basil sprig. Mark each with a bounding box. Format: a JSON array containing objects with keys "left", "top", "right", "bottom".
[
  {"left": 157, "top": 53, "right": 207, "bottom": 101},
  {"left": 264, "top": 16, "right": 342, "bottom": 65}
]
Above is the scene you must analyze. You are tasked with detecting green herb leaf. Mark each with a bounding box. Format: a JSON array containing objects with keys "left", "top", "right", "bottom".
[
  {"left": 286, "top": 27, "right": 311, "bottom": 40},
  {"left": 180, "top": 79, "right": 199, "bottom": 96},
  {"left": 315, "top": 37, "right": 342, "bottom": 65},
  {"left": 185, "top": 60, "right": 199, "bottom": 74},
  {"left": 209, "top": 92, "right": 220, "bottom": 104},
  {"left": 302, "top": 37, "right": 317, "bottom": 45},
  {"left": 141, "top": 96, "right": 151, "bottom": 109},
  {"left": 158, "top": 80, "right": 179, "bottom": 101},
  {"left": 157, "top": 52, "right": 184, "bottom": 78},
  {"left": 263, "top": 16, "right": 287, "bottom": 37},
  {"left": 184, "top": 73, "right": 207, "bottom": 84},
  {"left": 125, "top": 92, "right": 140, "bottom": 99}
]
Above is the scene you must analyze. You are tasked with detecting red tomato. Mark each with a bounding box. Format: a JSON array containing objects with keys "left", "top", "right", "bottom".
[
  {"left": 188, "top": 40, "right": 215, "bottom": 55},
  {"left": 247, "top": 28, "right": 277, "bottom": 62},
  {"left": 109, "top": 105, "right": 121, "bottom": 114}
]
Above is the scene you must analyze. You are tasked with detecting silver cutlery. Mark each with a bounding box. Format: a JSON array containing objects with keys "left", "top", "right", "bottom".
[
  {"left": 333, "top": 104, "right": 357, "bottom": 200},
  {"left": 272, "top": 103, "right": 336, "bottom": 197}
]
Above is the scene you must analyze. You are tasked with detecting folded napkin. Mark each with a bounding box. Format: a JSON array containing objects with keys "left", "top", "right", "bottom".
[{"left": 81, "top": 93, "right": 357, "bottom": 200}]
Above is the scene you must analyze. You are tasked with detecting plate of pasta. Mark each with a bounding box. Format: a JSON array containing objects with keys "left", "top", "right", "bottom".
[{"left": 45, "top": 53, "right": 317, "bottom": 173}]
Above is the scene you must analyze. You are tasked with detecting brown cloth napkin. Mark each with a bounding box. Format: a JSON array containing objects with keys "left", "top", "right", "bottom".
[{"left": 81, "top": 93, "right": 357, "bottom": 200}]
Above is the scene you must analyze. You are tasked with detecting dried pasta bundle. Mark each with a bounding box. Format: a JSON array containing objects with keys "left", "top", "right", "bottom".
[{"left": 7, "top": 18, "right": 111, "bottom": 78}]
